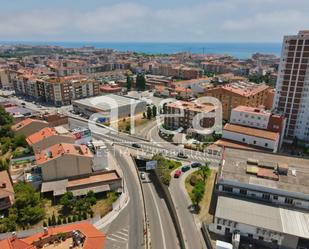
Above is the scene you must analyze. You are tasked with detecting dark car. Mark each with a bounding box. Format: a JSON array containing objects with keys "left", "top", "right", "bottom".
[
  {"left": 191, "top": 162, "right": 202, "bottom": 168},
  {"left": 181, "top": 165, "right": 191, "bottom": 172},
  {"left": 132, "top": 143, "right": 141, "bottom": 148},
  {"left": 177, "top": 152, "right": 188, "bottom": 159}
]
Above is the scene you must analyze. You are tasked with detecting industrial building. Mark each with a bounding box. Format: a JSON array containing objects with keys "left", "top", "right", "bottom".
[{"left": 72, "top": 94, "right": 147, "bottom": 120}]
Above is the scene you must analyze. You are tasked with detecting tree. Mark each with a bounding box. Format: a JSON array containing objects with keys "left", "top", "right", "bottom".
[
  {"left": 143, "top": 112, "right": 146, "bottom": 119},
  {"left": 68, "top": 216, "right": 72, "bottom": 223},
  {"left": 152, "top": 105, "right": 157, "bottom": 118},
  {"left": 86, "top": 191, "right": 97, "bottom": 205},
  {"left": 57, "top": 217, "right": 62, "bottom": 225},
  {"left": 136, "top": 74, "right": 146, "bottom": 91},
  {"left": 198, "top": 163, "right": 211, "bottom": 182},
  {"left": 191, "top": 180, "right": 205, "bottom": 207},
  {"left": 62, "top": 217, "right": 67, "bottom": 224},
  {"left": 11, "top": 182, "right": 45, "bottom": 228},
  {"left": 13, "top": 134, "right": 27, "bottom": 149},
  {"left": 147, "top": 106, "right": 152, "bottom": 120},
  {"left": 59, "top": 192, "right": 74, "bottom": 213},
  {"left": 51, "top": 213, "right": 56, "bottom": 226},
  {"left": 48, "top": 217, "right": 52, "bottom": 226},
  {"left": 72, "top": 215, "right": 77, "bottom": 222},
  {"left": 43, "top": 221, "right": 47, "bottom": 227},
  {"left": 126, "top": 76, "right": 133, "bottom": 91}
]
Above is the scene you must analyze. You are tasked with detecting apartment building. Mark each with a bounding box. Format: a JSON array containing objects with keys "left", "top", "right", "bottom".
[
  {"left": 0, "top": 69, "right": 14, "bottom": 90},
  {"left": 273, "top": 30, "right": 309, "bottom": 142},
  {"left": 150, "top": 64, "right": 203, "bottom": 79},
  {"left": 206, "top": 81, "right": 270, "bottom": 120},
  {"left": 14, "top": 74, "right": 100, "bottom": 106},
  {"left": 164, "top": 100, "right": 215, "bottom": 135},
  {"left": 210, "top": 147, "right": 309, "bottom": 248},
  {"left": 26, "top": 127, "right": 75, "bottom": 152},
  {"left": 0, "top": 171, "right": 14, "bottom": 211},
  {"left": 12, "top": 118, "right": 49, "bottom": 137},
  {"left": 224, "top": 106, "right": 286, "bottom": 151},
  {"left": 35, "top": 143, "right": 93, "bottom": 181}
]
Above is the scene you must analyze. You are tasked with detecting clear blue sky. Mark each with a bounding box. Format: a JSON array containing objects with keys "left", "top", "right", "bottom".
[{"left": 0, "top": 0, "right": 308, "bottom": 42}]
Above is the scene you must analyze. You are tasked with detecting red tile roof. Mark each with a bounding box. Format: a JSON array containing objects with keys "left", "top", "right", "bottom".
[
  {"left": 35, "top": 143, "right": 93, "bottom": 165},
  {"left": 224, "top": 123, "right": 279, "bottom": 141},
  {"left": 12, "top": 118, "right": 48, "bottom": 132},
  {"left": 0, "top": 171, "right": 14, "bottom": 199},
  {"left": 0, "top": 237, "right": 34, "bottom": 249},
  {"left": 22, "top": 222, "right": 105, "bottom": 249}
]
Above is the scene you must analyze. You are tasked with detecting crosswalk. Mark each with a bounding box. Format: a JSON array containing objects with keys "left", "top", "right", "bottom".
[
  {"left": 95, "top": 132, "right": 220, "bottom": 164},
  {"left": 106, "top": 227, "right": 129, "bottom": 248}
]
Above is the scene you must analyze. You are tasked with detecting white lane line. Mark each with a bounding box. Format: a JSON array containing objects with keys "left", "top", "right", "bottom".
[
  {"left": 148, "top": 183, "right": 167, "bottom": 249},
  {"left": 117, "top": 231, "right": 128, "bottom": 237},
  {"left": 109, "top": 234, "right": 128, "bottom": 241},
  {"left": 122, "top": 228, "right": 128, "bottom": 232}
]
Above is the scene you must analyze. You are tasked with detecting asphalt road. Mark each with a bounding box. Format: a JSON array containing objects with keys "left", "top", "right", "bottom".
[
  {"left": 170, "top": 168, "right": 207, "bottom": 249},
  {"left": 98, "top": 144, "right": 145, "bottom": 249},
  {"left": 142, "top": 172, "right": 180, "bottom": 249},
  {"left": 68, "top": 116, "right": 221, "bottom": 165},
  {"left": 68, "top": 116, "right": 213, "bottom": 249}
]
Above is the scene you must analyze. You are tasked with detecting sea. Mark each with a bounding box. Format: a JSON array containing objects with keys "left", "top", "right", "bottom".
[{"left": 0, "top": 41, "right": 282, "bottom": 59}]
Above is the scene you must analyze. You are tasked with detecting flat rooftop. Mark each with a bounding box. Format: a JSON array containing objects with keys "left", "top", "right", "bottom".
[
  {"left": 73, "top": 94, "right": 145, "bottom": 110},
  {"left": 220, "top": 148, "right": 309, "bottom": 197},
  {"left": 167, "top": 100, "right": 215, "bottom": 113},
  {"left": 216, "top": 196, "right": 309, "bottom": 239}
]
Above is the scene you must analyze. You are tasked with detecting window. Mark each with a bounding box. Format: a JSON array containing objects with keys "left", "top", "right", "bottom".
[
  {"left": 262, "top": 194, "right": 270, "bottom": 200},
  {"left": 285, "top": 198, "right": 293, "bottom": 204},
  {"left": 253, "top": 140, "right": 256, "bottom": 145},
  {"left": 242, "top": 138, "right": 246, "bottom": 142},
  {"left": 265, "top": 143, "right": 268, "bottom": 147},
  {"left": 217, "top": 225, "right": 222, "bottom": 230},
  {"left": 259, "top": 236, "right": 264, "bottom": 241},
  {"left": 248, "top": 234, "right": 253, "bottom": 238},
  {"left": 240, "top": 189, "right": 247, "bottom": 195},
  {"left": 223, "top": 186, "right": 233, "bottom": 192},
  {"left": 273, "top": 195, "right": 278, "bottom": 200}
]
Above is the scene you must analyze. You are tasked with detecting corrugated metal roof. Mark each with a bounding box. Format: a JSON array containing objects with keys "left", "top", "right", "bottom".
[{"left": 216, "top": 196, "right": 309, "bottom": 239}]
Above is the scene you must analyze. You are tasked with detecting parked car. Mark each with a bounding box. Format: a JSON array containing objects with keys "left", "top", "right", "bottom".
[
  {"left": 181, "top": 165, "right": 191, "bottom": 172},
  {"left": 191, "top": 162, "right": 202, "bottom": 168},
  {"left": 132, "top": 143, "right": 141, "bottom": 148},
  {"left": 174, "top": 169, "right": 182, "bottom": 178},
  {"left": 140, "top": 172, "right": 146, "bottom": 180},
  {"left": 177, "top": 152, "right": 188, "bottom": 159}
]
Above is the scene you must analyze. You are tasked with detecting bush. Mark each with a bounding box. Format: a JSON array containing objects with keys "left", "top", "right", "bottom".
[
  {"left": 72, "top": 215, "right": 77, "bottom": 222},
  {"left": 190, "top": 175, "right": 198, "bottom": 186},
  {"left": 57, "top": 217, "right": 62, "bottom": 225},
  {"left": 68, "top": 217, "right": 72, "bottom": 223}
]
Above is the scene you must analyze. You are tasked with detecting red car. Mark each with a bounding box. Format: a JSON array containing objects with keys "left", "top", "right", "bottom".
[{"left": 174, "top": 169, "right": 182, "bottom": 178}]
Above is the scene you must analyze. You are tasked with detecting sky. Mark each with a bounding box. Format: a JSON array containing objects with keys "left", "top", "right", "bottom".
[{"left": 0, "top": 0, "right": 308, "bottom": 42}]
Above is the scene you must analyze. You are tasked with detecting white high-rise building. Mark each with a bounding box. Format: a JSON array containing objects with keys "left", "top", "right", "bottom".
[{"left": 273, "top": 30, "right": 309, "bottom": 142}]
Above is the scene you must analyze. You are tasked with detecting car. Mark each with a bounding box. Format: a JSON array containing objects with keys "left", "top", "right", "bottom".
[
  {"left": 177, "top": 152, "right": 188, "bottom": 159},
  {"left": 132, "top": 143, "right": 141, "bottom": 148},
  {"left": 191, "top": 162, "right": 202, "bottom": 168},
  {"left": 140, "top": 172, "right": 146, "bottom": 180},
  {"left": 181, "top": 165, "right": 191, "bottom": 172},
  {"left": 174, "top": 169, "right": 182, "bottom": 178}
]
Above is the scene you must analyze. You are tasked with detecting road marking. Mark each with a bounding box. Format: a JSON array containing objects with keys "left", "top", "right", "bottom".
[
  {"left": 147, "top": 183, "right": 167, "bottom": 249},
  {"left": 108, "top": 233, "right": 128, "bottom": 241},
  {"left": 117, "top": 231, "right": 128, "bottom": 237}
]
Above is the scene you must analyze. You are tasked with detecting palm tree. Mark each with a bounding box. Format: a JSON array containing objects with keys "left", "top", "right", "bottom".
[{"left": 198, "top": 162, "right": 210, "bottom": 182}]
